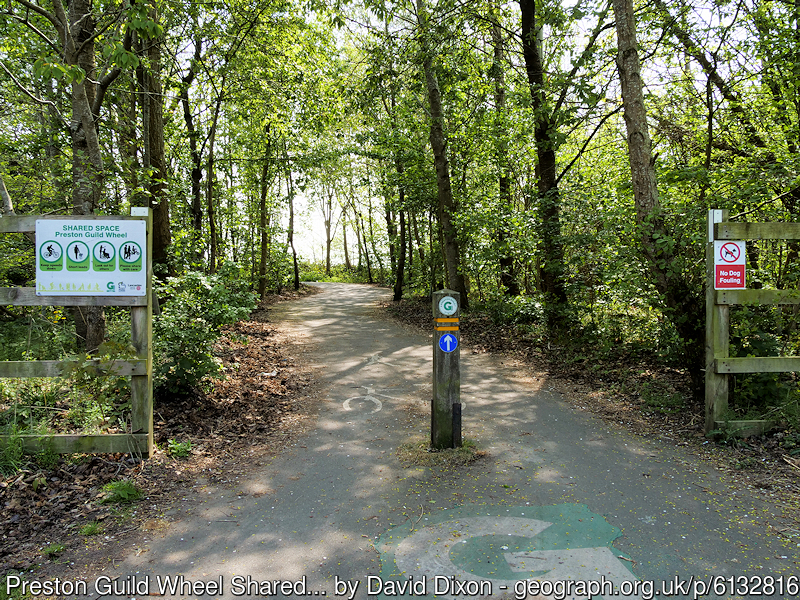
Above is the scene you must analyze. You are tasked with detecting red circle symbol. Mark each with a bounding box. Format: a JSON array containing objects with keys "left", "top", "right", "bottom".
[{"left": 719, "top": 242, "right": 741, "bottom": 263}]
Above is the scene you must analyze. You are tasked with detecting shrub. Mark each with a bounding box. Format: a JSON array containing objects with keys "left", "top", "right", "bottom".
[
  {"left": 153, "top": 263, "right": 257, "bottom": 393},
  {"left": 167, "top": 439, "right": 191, "bottom": 458}
]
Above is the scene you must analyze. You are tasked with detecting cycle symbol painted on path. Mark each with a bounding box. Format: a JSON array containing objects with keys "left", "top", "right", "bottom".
[{"left": 342, "top": 385, "right": 400, "bottom": 414}]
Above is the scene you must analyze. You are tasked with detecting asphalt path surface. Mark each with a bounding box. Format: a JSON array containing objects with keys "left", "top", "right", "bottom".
[{"left": 96, "top": 282, "right": 797, "bottom": 600}]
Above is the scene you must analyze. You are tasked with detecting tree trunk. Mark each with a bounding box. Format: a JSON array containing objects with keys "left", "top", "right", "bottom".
[
  {"left": 520, "top": 0, "right": 567, "bottom": 328},
  {"left": 145, "top": 23, "right": 172, "bottom": 275},
  {"left": 66, "top": 0, "right": 105, "bottom": 351},
  {"left": 385, "top": 201, "right": 397, "bottom": 275},
  {"left": 0, "top": 176, "right": 13, "bottom": 216},
  {"left": 359, "top": 213, "right": 373, "bottom": 283},
  {"left": 342, "top": 206, "right": 351, "bottom": 270},
  {"left": 394, "top": 210, "right": 407, "bottom": 301},
  {"left": 368, "top": 197, "right": 385, "bottom": 279},
  {"left": 180, "top": 37, "right": 204, "bottom": 248},
  {"left": 491, "top": 15, "right": 519, "bottom": 296},
  {"left": 612, "top": 0, "right": 704, "bottom": 394},
  {"left": 392, "top": 157, "right": 407, "bottom": 300},
  {"left": 206, "top": 142, "right": 218, "bottom": 273},
  {"left": 285, "top": 160, "right": 300, "bottom": 291},
  {"left": 323, "top": 186, "right": 335, "bottom": 277},
  {"left": 416, "top": 0, "right": 469, "bottom": 308},
  {"left": 258, "top": 140, "right": 271, "bottom": 299}
]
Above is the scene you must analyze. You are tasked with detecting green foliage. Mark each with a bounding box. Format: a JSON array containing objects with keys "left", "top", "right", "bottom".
[
  {"left": 298, "top": 261, "right": 373, "bottom": 284},
  {"left": 728, "top": 305, "right": 800, "bottom": 423},
  {"left": 0, "top": 429, "right": 24, "bottom": 476},
  {"left": 35, "top": 438, "right": 59, "bottom": 470},
  {"left": 0, "top": 307, "right": 75, "bottom": 362},
  {"left": 0, "top": 574, "right": 32, "bottom": 599},
  {"left": 641, "top": 382, "right": 685, "bottom": 415},
  {"left": 153, "top": 264, "right": 257, "bottom": 393},
  {"left": 99, "top": 480, "right": 143, "bottom": 504},
  {"left": 62, "top": 341, "right": 135, "bottom": 433},
  {"left": 79, "top": 521, "right": 104, "bottom": 536},
  {"left": 167, "top": 438, "right": 192, "bottom": 458},
  {"left": 781, "top": 432, "right": 800, "bottom": 456},
  {"left": 41, "top": 543, "right": 65, "bottom": 558},
  {"left": 478, "top": 296, "right": 543, "bottom": 326}
]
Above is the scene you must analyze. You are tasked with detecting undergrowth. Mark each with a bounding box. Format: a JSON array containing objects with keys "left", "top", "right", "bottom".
[{"left": 397, "top": 438, "right": 485, "bottom": 468}]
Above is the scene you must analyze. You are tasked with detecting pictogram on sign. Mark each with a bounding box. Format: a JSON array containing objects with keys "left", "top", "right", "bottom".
[
  {"left": 439, "top": 334, "right": 458, "bottom": 353},
  {"left": 719, "top": 242, "right": 741, "bottom": 263},
  {"left": 714, "top": 240, "right": 746, "bottom": 290}
]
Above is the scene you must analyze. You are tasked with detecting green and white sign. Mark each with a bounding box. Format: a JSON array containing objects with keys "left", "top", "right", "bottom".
[
  {"left": 38, "top": 241, "right": 63, "bottom": 272},
  {"left": 35, "top": 219, "right": 146, "bottom": 296}
]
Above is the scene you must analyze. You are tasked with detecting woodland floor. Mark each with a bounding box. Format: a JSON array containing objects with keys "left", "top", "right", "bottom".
[{"left": 2, "top": 285, "right": 799, "bottom": 582}]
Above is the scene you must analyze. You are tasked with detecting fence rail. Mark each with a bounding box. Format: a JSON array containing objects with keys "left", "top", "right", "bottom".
[
  {"left": 705, "top": 209, "right": 799, "bottom": 437},
  {"left": 0, "top": 211, "right": 153, "bottom": 457}
]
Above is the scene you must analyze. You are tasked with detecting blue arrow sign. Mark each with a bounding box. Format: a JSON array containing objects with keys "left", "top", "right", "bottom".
[{"left": 438, "top": 334, "right": 458, "bottom": 353}]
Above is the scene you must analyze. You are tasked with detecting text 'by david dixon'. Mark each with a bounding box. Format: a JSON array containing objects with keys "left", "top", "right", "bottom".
[{"left": 6, "top": 574, "right": 495, "bottom": 597}]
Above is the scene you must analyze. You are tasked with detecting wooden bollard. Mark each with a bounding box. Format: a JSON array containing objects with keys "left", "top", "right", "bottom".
[{"left": 432, "top": 289, "right": 461, "bottom": 449}]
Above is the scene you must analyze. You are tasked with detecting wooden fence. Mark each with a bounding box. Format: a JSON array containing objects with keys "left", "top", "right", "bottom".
[
  {"left": 0, "top": 210, "right": 153, "bottom": 457},
  {"left": 705, "top": 209, "right": 800, "bottom": 436}
]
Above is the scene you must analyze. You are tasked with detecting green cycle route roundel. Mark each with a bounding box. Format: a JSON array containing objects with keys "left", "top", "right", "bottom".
[{"left": 374, "top": 504, "right": 638, "bottom": 599}]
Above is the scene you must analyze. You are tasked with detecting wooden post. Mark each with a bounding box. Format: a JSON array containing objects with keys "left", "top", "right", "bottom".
[
  {"left": 705, "top": 209, "right": 729, "bottom": 434},
  {"left": 432, "top": 289, "right": 461, "bottom": 449},
  {"left": 130, "top": 207, "right": 154, "bottom": 457}
]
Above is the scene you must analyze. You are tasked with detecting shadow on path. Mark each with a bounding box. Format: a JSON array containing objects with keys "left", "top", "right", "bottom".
[{"left": 96, "top": 283, "right": 796, "bottom": 600}]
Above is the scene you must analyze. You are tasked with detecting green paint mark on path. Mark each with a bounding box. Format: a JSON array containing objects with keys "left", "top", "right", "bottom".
[{"left": 375, "top": 504, "right": 639, "bottom": 599}]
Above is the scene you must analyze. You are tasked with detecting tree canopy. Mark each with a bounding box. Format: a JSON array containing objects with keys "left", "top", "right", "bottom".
[{"left": 2, "top": 0, "right": 799, "bottom": 421}]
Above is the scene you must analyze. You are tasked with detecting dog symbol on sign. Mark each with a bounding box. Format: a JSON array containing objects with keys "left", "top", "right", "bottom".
[{"left": 719, "top": 242, "right": 741, "bottom": 263}]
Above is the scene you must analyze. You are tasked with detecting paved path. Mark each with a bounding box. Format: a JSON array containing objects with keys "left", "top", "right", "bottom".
[{"left": 105, "top": 283, "right": 796, "bottom": 599}]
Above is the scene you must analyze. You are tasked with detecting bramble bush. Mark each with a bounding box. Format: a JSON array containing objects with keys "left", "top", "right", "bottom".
[{"left": 153, "top": 263, "right": 257, "bottom": 394}]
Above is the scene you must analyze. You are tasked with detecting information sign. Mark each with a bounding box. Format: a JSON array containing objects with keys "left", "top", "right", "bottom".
[
  {"left": 714, "top": 240, "right": 746, "bottom": 290},
  {"left": 36, "top": 219, "right": 147, "bottom": 296}
]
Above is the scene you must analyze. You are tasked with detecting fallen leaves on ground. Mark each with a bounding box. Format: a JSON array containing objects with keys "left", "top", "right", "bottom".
[{"left": 0, "top": 286, "right": 320, "bottom": 576}]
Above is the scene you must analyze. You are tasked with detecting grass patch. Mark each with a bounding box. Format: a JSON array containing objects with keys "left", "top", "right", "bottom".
[
  {"left": 41, "top": 543, "right": 65, "bottom": 558},
  {"left": 397, "top": 437, "right": 485, "bottom": 468},
  {"left": 78, "top": 521, "right": 103, "bottom": 536}
]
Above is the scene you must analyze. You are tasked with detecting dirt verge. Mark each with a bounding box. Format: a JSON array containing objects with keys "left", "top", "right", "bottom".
[{"left": 0, "top": 286, "right": 322, "bottom": 580}]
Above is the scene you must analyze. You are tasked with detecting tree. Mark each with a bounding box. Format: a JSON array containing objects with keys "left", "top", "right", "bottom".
[
  {"left": 612, "top": 0, "right": 705, "bottom": 392},
  {"left": 416, "top": 0, "right": 469, "bottom": 307},
  {"left": 3, "top": 0, "right": 161, "bottom": 350}
]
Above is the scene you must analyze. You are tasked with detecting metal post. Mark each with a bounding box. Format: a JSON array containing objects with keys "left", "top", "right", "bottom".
[{"left": 432, "top": 289, "right": 461, "bottom": 449}]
